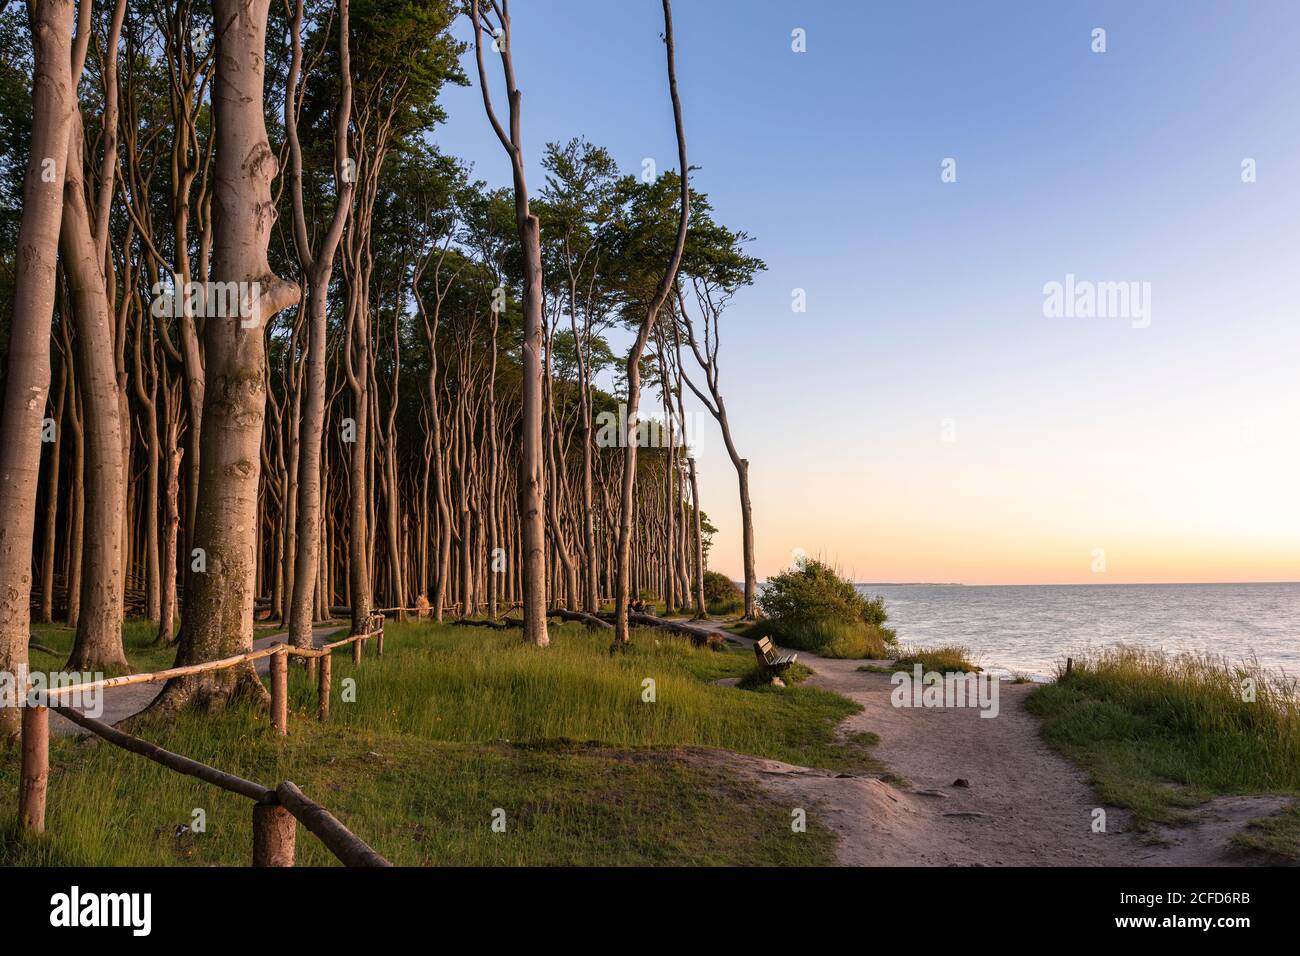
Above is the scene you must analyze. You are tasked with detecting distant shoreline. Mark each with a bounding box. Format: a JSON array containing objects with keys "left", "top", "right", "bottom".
[
  {"left": 850, "top": 580, "right": 1300, "bottom": 588},
  {"left": 854, "top": 582, "right": 966, "bottom": 587}
]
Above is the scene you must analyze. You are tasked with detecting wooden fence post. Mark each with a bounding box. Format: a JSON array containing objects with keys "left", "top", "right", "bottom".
[
  {"left": 352, "top": 636, "right": 362, "bottom": 666},
  {"left": 318, "top": 652, "right": 331, "bottom": 722},
  {"left": 377, "top": 627, "right": 384, "bottom": 658},
  {"left": 271, "top": 647, "right": 288, "bottom": 736},
  {"left": 305, "top": 656, "right": 317, "bottom": 682},
  {"left": 19, "top": 705, "right": 49, "bottom": 834},
  {"left": 251, "top": 803, "right": 296, "bottom": 866}
]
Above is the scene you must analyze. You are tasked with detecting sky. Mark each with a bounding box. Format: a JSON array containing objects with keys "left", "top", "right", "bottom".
[{"left": 433, "top": 0, "right": 1300, "bottom": 586}]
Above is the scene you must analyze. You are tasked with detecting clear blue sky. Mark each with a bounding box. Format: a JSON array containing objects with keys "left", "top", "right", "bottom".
[{"left": 434, "top": 0, "right": 1300, "bottom": 585}]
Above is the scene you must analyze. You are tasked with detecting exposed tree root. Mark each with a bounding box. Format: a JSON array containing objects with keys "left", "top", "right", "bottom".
[{"left": 131, "top": 661, "right": 271, "bottom": 727}]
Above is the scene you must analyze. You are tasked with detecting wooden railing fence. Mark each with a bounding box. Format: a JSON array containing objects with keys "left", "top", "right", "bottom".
[{"left": 16, "top": 614, "right": 391, "bottom": 867}]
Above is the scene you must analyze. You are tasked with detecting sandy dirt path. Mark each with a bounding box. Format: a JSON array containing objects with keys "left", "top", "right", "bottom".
[
  {"left": 49, "top": 624, "right": 347, "bottom": 736},
  {"left": 709, "top": 625, "right": 1283, "bottom": 866}
]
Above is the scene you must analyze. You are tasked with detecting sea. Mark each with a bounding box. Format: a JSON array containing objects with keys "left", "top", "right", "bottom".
[{"left": 856, "top": 582, "right": 1300, "bottom": 682}]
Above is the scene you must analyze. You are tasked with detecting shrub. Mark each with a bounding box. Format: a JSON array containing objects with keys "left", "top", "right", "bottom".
[
  {"left": 703, "top": 570, "right": 741, "bottom": 603},
  {"left": 756, "top": 558, "right": 897, "bottom": 658},
  {"left": 703, "top": 570, "right": 744, "bottom": 615}
]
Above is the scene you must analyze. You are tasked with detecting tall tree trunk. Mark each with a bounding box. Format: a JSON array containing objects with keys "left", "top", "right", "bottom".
[
  {"left": 614, "top": 0, "right": 690, "bottom": 644},
  {"left": 133, "top": 311, "right": 162, "bottom": 623},
  {"left": 687, "top": 456, "right": 706, "bottom": 617},
  {"left": 0, "top": 0, "right": 76, "bottom": 744},
  {"left": 150, "top": 0, "right": 300, "bottom": 713},
  {"left": 39, "top": 339, "right": 67, "bottom": 624},
  {"left": 62, "top": 112, "right": 128, "bottom": 673},
  {"left": 65, "top": 378, "right": 84, "bottom": 629},
  {"left": 156, "top": 395, "right": 182, "bottom": 646},
  {"left": 470, "top": 0, "right": 548, "bottom": 647},
  {"left": 286, "top": 0, "right": 352, "bottom": 650}
]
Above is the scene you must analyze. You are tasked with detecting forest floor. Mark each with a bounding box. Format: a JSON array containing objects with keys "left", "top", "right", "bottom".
[{"left": 706, "top": 622, "right": 1291, "bottom": 866}]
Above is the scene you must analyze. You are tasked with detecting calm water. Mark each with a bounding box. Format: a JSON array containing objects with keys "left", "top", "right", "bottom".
[{"left": 856, "top": 583, "right": 1300, "bottom": 681}]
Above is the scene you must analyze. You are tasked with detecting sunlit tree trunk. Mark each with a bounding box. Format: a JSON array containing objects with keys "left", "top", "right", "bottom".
[
  {"left": 470, "top": 0, "right": 549, "bottom": 647},
  {"left": 0, "top": 0, "right": 76, "bottom": 744},
  {"left": 62, "top": 110, "right": 128, "bottom": 673},
  {"left": 151, "top": 0, "right": 300, "bottom": 713},
  {"left": 287, "top": 0, "right": 353, "bottom": 651}
]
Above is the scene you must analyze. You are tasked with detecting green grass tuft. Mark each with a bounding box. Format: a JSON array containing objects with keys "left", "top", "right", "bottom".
[
  {"left": 30, "top": 618, "right": 180, "bottom": 677},
  {"left": 1026, "top": 646, "right": 1300, "bottom": 830},
  {"left": 1233, "top": 802, "right": 1300, "bottom": 862},
  {"left": 885, "top": 646, "right": 979, "bottom": 673}
]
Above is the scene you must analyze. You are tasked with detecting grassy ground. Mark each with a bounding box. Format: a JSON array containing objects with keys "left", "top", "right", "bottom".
[
  {"left": 1025, "top": 646, "right": 1300, "bottom": 858},
  {"left": 1234, "top": 803, "right": 1300, "bottom": 860},
  {"left": 30, "top": 618, "right": 179, "bottom": 676},
  {"left": 2, "top": 621, "right": 881, "bottom": 866}
]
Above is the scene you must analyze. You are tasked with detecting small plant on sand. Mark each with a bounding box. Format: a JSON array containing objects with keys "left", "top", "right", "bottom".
[
  {"left": 752, "top": 558, "right": 897, "bottom": 659},
  {"left": 887, "top": 646, "right": 979, "bottom": 672}
]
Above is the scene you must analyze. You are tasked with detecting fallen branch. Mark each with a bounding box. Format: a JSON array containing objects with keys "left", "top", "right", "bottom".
[
  {"left": 51, "top": 705, "right": 276, "bottom": 804},
  {"left": 627, "top": 612, "right": 727, "bottom": 649},
  {"left": 449, "top": 617, "right": 516, "bottom": 631},
  {"left": 546, "top": 608, "right": 613, "bottom": 630}
]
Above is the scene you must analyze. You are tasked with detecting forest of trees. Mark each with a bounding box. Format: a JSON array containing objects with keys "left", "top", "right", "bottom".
[{"left": 0, "top": 0, "right": 764, "bottom": 742}]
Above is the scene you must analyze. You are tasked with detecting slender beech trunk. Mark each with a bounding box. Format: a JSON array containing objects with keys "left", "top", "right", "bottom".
[
  {"left": 688, "top": 456, "right": 706, "bottom": 616},
  {"left": 287, "top": 0, "right": 352, "bottom": 650},
  {"left": 39, "top": 341, "right": 67, "bottom": 624},
  {"left": 470, "top": 0, "right": 548, "bottom": 647},
  {"left": 65, "top": 368, "right": 84, "bottom": 629},
  {"left": 0, "top": 0, "right": 76, "bottom": 744},
  {"left": 156, "top": 391, "right": 183, "bottom": 646},
  {"left": 614, "top": 0, "right": 690, "bottom": 644},
  {"left": 132, "top": 309, "right": 162, "bottom": 623},
  {"left": 62, "top": 111, "right": 128, "bottom": 673}
]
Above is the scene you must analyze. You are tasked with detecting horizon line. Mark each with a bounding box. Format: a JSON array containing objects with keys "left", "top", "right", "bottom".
[{"left": 733, "top": 578, "right": 1300, "bottom": 588}]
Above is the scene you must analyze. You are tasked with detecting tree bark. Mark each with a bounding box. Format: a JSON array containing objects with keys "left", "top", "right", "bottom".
[
  {"left": 39, "top": 339, "right": 67, "bottom": 624},
  {"left": 61, "top": 112, "right": 128, "bottom": 673},
  {"left": 0, "top": 0, "right": 76, "bottom": 744},
  {"left": 150, "top": 0, "right": 300, "bottom": 714},
  {"left": 470, "top": 0, "right": 549, "bottom": 647}
]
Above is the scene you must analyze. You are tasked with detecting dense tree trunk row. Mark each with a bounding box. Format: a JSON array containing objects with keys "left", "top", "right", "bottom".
[{"left": 1, "top": 0, "right": 756, "bottom": 729}]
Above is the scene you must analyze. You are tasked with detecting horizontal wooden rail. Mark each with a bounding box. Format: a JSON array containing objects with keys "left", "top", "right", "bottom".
[
  {"left": 43, "top": 618, "right": 386, "bottom": 699},
  {"left": 18, "top": 615, "right": 391, "bottom": 866},
  {"left": 52, "top": 705, "right": 277, "bottom": 804},
  {"left": 276, "top": 782, "right": 391, "bottom": 867},
  {"left": 44, "top": 644, "right": 284, "bottom": 700},
  {"left": 48, "top": 705, "right": 389, "bottom": 865}
]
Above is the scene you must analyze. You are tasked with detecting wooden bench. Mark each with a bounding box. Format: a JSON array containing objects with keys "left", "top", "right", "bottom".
[{"left": 754, "top": 636, "right": 797, "bottom": 678}]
